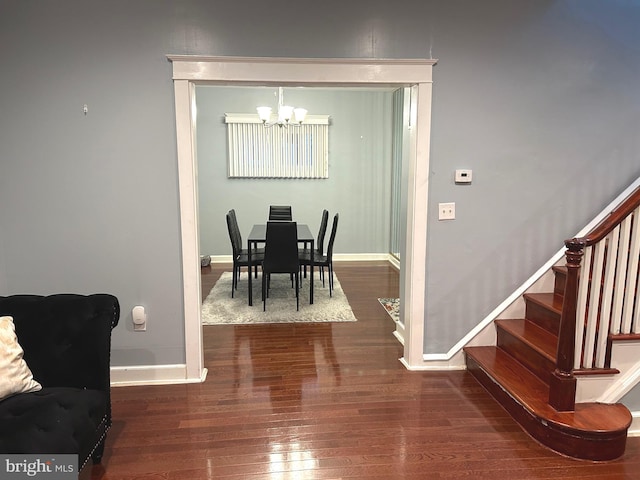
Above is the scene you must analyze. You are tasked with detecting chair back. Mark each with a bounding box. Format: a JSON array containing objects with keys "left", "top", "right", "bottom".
[
  {"left": 268, "top": 205, "right": 293, "bottom": 221},
  {"left": 326, "top": 213, "right": 339, "bottom": 259},
  {"left": 228, "top": 209, "right": 242, "bottom": 248},
  {"left": 263, "top": 221, "right": 299, "bottom": 273},
  {"left": 317, "top": 209, "right": 329, "bottom": 255},
  {"left": 226, "top": 212, "right": 241, "bottom": 257}
]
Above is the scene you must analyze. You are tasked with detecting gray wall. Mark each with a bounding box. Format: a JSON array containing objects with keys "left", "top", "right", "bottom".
[
  {"left": 424, "top": 1, "right": 640, "bottom": 353},
  {"left": 196, "top": 86, "right": 393, "bottom": 257},
  {"left": 2, "top": 0, "right": 640, "bottom": 409}
]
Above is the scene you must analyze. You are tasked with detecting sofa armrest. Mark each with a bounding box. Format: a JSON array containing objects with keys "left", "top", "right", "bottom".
[{"left": 0, "top": 294, "right": 120, "bottom": 392}]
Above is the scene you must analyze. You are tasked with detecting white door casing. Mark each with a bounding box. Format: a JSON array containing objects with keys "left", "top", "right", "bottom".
[{"left": 169, "top": 56, "right": 437, "bottom": 381}]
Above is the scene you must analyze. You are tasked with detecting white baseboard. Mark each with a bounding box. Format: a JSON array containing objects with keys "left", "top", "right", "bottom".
[
  {"left": 111, "top": 364, "right": 208, "bottom": 387},
  {"left": 210, "top": 253, "right": 394, "bottom": 264},
  {"left": 394, "top": 320, "right": 405, "bottom": 345},
  {"left": 211, "top": 255, "right": 233, "bottom": 263},
  {"left": 334, "top": 253, "right": 392, "bottom": 262}
]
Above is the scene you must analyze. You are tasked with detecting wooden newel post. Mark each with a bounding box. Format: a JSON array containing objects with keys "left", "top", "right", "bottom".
[{"left": 549, "top": 238, "right": 585, "bottom": 411}]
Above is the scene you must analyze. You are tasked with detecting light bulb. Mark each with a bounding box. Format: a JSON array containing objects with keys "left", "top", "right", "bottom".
[
  {"left": 294, "top": 108, "right": 307, "bottom": 124},
  {"left": 278, "top": 105, "right": 294, "bottom": 123},
  {"left": 257, "top": 106, "right": 272, "bottom": 123}
]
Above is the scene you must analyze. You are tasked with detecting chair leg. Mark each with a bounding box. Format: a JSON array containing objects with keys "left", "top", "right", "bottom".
[
  {"left": 328, "top": 263, "right": 334, "bottom": 297},
  {"left": 231, "top": 263, "right": 236, "bottom": 298},
  {"left": 295, "top": 272, "right": 299, "bottom": 311},
  {"left": 262, "top": 272, "right": 267, "bottom": 311}
]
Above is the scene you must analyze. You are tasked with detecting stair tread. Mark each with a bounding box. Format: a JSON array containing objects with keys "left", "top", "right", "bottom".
[
  {"left": 524, "top": 292, "right": 563, "bottom": 314},
  {"left": 464, "top": 346, "right": 631, "bottom": 433},
  {"left": 496, "top": 319, "right": 557, "bottom": 362}
]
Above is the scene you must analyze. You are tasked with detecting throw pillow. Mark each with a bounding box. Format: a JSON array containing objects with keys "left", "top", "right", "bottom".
[{"left": 0, "top": 316, "right": 42, "bottom": 401}]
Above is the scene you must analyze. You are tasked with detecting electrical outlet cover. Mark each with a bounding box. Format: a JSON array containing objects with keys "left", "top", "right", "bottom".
[{"left": 438, "top": 202, "right": 455, "bottom": 220}]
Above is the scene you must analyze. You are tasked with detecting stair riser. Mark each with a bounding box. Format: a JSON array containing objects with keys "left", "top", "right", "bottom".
[
  {"left": 525, "top": 299, "right": 560, "bottom": 335},
  {"left": 496, "top": 328, "right": 554, "bottom": 386},
  {"left": 465, "top": 353, "right": 628, "bottom": 461}
]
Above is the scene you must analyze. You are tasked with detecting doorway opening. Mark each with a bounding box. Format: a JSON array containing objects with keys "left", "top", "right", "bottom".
[{"left": 169, "top": 56, "right": 436, "bottom": 381}]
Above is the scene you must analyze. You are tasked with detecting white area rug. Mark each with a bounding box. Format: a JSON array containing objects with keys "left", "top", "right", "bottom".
[{"left": 202, "top": 271, "right": 357, "bottom": 324}]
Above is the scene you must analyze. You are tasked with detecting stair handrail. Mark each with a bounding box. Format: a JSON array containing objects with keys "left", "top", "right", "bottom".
[
  {"left": 577, "top": 188, "right": 640, "bottom": 245},
  {"left": 551, "top": 186, "right": 640, "bottom": 411}
]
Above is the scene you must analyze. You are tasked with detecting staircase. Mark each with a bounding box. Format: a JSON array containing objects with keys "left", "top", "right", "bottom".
[{"left": 464, "top": 263, "right": 632, "bottom": 461}]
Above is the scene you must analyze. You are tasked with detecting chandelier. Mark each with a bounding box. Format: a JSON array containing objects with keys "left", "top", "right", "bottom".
[{"left": 257, "top": 87, "right": 307, "bottom": 128}]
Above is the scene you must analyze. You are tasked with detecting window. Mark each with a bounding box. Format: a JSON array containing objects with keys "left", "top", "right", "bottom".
[{"left": 225, "top": 114, "right": 329, "bottom": 178}]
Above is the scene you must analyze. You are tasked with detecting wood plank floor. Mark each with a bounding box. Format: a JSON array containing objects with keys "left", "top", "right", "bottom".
[{"left": 86, "top": 262, "right": 640, "bottom": 480}]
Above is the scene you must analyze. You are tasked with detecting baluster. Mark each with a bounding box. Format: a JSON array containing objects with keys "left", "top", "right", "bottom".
[{"left": 549, "top": 237, "right": 584, "bottom": 411}]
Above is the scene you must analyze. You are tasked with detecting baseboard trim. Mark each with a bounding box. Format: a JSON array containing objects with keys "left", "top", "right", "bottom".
[
  {"left": 334, "top": 253, "right": 391, "bottom": 262},
  {"left": 393, "top": 322, "right": 405, "bottom": 346},
  {"left": 210, "top": 253, "right": 393, "bottom": 264},
  {"left": 111, "top": 364, "right": 208, "bottom": 387}
]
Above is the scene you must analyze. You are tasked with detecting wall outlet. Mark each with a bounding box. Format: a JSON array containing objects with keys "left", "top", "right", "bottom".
[
  {"left": 132, "top": 305, "right": 147, "bottom": 332},
  {"left": 438, "top": 202, "right": 455, "bottom": 220}
]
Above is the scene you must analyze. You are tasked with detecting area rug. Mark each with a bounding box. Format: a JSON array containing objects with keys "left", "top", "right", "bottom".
[
  {"left": 378, "top": 298, "right": 400, "bottom": 323},
  {"left": 202, "top": 271, "right": 357, "bottom": 324}
]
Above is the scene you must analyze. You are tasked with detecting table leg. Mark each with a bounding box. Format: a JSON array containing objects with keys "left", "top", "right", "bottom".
[
  {"left": 248, "top": 241, "right": 253, "bottom": 306},
  {"left": 310, "top": 240, "right": 314, "bottom": 304}
]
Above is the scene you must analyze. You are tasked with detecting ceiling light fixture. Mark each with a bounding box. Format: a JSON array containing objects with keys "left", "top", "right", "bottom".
[{"left": 257, "top": 87, "right": 307, "bottom": 128}]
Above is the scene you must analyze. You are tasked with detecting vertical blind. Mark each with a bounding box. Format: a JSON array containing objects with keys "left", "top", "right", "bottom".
[{"left": 224, "top": 114, "right": 329, "bottom": 178}]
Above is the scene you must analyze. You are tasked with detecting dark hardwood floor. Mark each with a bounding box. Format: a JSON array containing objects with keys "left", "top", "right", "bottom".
[{"left": 87, "top": 262, "right": 640, "bottom": 479}]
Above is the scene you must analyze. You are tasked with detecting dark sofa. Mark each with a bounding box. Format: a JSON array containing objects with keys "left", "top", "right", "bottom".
[{"left": 0, "top": 294, "right": 119, "bottom": 471}]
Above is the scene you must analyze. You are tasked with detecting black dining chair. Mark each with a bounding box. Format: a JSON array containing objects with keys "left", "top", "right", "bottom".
[
  {"left": 300, "top": 209, "right": 329, "bottom": 279},
  {"left": 268, "top": 205, "right": 293, "bottom": 221},
  {"left": 262, "top": 221, "right": 300, "bottom": 311},
  {"left": 226, "top": 212, "right": 263, "bottom": 298},
  {"left": 229, "top": 209, "right": 264, "bottom": 279},
  {"left": 300, "top": 213, "right": 339, "bottom": 296}
]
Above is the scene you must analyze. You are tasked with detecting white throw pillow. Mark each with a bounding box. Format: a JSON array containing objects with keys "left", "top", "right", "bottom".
[{"left": 0, "top": 315, "right": 42, "bottom": 401}]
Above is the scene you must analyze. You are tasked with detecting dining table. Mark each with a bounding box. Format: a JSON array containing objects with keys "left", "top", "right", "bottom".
[{"left": 247, "top": 223, "right": 314, "bottom": 307}]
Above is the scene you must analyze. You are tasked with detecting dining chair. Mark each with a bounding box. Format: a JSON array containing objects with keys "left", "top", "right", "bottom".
[
  {"left": 262, "top": 221, "right": 300, "bottom": 311},
  {"left": 229, "top": 209, "right": 263, "bottom": 279},
  {"left": 226, "top": 212, "right": 263, "bottom": 298},
  {"left": 268, "top": 205, "right": 293, "bottom": 221},
  {"left": 300, "top": 209, "right": 329, "bottom": 279},
  {"left": 299, "top": 213, "right": 339, "bottom": 296},
  {"left": 316, "top": 209, "right": 330, "bottom": 256}
]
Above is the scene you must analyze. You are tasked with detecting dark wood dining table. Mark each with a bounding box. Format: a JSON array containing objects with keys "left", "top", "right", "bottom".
[{"left": 247, "top": 223, "right": 314, "bottom": 306}]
